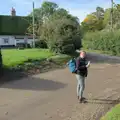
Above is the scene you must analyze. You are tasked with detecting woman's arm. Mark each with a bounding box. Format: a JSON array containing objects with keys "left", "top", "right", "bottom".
[{"left": 86, "top": 61, "right": 90, "bottom": 68}]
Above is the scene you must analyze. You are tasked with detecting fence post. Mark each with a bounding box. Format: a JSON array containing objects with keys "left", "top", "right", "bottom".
[{"left": 0, "top": 47, "right": 3, "bottom": 77}]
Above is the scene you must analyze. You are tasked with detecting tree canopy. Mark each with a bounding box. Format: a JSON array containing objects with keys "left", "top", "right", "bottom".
[
  {"left": 81, "top": 3, "right": 120, "bottom": 32},
  {"left": 28, "top": 1, "right": 81, "bottom": 54},
  {"left": 82, "top": 3, "right": 120, "bottom": 56}
]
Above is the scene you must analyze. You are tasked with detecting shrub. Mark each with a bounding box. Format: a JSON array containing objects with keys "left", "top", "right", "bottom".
[
  {"left": 40, "top": 17, "right": 82, "bottom": 54},
  {"left": 83, "top": 30, "right": 120, "bottom": 55},
  {"left": 35, "top": 40, "right": 47, "bottom": 48},
  {"left": 62, "top": 44, "right": 75, "bottom": 54}
]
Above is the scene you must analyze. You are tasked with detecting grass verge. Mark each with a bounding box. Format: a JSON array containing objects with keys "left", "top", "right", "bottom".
[
  {"left": 0, "top": 49, "right": 72, "bottom": 83},
  {"left": 1, "top": 49, "right": 72, "bottom": 72},
  {"left": 2, "top": 49, "right": 54, "bottom": 67},
  {"left": 101, "top": 104, "right": 120, "bottom": 120},
  {"left": 49, "top": 54, "right": 72, "bottom": 65}
]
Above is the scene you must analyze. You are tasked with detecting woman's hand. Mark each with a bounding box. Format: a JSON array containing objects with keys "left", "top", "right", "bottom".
[{"left": 86, "top": 61, "right": 90, "bottom": 68}]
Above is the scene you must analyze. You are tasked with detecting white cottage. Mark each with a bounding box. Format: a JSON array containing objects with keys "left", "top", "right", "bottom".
[
  {"left": 0, "top": 35, "right": 16, "bottom": 47},
  {"left": 0, "top": 35, "right": 37, "bottom": 48}
]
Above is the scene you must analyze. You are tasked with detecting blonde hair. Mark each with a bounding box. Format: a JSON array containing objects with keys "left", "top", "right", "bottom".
[{"left": 80, "top": 50, "right": 86, "bottom": 54}]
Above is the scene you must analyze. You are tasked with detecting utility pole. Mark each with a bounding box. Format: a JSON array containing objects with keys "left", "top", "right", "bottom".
[
  {"left": 111, "top": 0, "right": 114, "bottom": 30},
  {"left": 32, "top": 1, "right": 35, "bottom": 48}
]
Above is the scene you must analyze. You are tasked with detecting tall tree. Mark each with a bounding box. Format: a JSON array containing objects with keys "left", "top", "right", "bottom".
[
  {"left": 94, "top": 7, "right": 104, "bottom": 20},
  {"left": 27, "top": 1, "right": 59, "bottom": 36},
  {"left": 103, "top": 4, "right": 120, "bottom": 29},
  {"left": 81, "top": 14, "right": 104, "bottom": 32},
  {"left": 103, "top": 8, "right": 111, "bottom": 27},
  {"left": 41, "top": 1, "right": 58, "bottom": 21}
]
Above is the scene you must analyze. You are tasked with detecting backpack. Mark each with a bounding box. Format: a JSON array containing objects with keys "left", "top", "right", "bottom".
[{"left": 68, "top": 58, "right": 77, "bottom": 73}]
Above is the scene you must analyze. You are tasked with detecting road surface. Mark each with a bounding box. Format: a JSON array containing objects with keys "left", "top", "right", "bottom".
[{"left": 0, "top": 54, "right": 120, "bottom": 120}]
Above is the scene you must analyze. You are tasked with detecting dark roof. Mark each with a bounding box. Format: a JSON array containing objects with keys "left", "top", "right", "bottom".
[{"left": 0, "top": 15, "right": 32, "bottom": 35}]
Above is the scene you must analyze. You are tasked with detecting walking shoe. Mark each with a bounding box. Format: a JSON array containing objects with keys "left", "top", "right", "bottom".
[
  {"left": 79, "top": 97, "right": 86, "bottom": 103},
  {"left": 79, "top": 98, "right": 83, "bottom": 103},
  {"left": 82, "top": 97, "right": 86, "bottom": 100}
]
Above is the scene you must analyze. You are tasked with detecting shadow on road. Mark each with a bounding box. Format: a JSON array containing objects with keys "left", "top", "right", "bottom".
[
  {"left": 1, "top": 52, "right": 120, "bottom": 89},
  {"left": 0, "top": 70, "right": 28, "bottom": 85},
  {"left": 85, "top": 98, "right": 120, "bottom": 105},
  {"left": 0, "top": 76, "right": 67, "bottom": 91},
  {"left": 0, "top": 61, "right": 63, "bottom": 85}
]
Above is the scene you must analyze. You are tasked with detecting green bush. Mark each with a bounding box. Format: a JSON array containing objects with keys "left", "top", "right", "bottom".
[
  {"left": 83, "top": 30, "right": 120, "bottom": 55},
  {"left": 35, "top": 40, "right": 47, "bottom": 48},
  {"left": 62, "top": 44, "right": 75, "bottom": 54},
  {"left": 40, "top": 18, "right": 82, "bottom": 54}
]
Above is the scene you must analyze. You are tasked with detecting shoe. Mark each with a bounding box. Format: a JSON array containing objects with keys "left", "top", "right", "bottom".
[
  {"left": 79, "top": 97, "right": 86, "bottom": 103},
  {"left": 79, "top": 98, "right": 83, "bottom": 103},
  {"left": 82, "top": 97, "right": 86, "bottom": 100}
]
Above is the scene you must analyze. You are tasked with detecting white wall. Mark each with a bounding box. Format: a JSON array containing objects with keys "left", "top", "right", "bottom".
[
  {"left": 0, "top": 35, "right": 38, "bottom": 46},
  {"left": 0, "top": 35, "right": 16, "bottom": 46},
  {"left": 16, "top": 39, "right": 38, "bottom": 46}
]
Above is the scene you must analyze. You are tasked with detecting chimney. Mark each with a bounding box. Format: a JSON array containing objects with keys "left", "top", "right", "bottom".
[{"left": 11, "top": 7, "right": 16, "bottom": 16}]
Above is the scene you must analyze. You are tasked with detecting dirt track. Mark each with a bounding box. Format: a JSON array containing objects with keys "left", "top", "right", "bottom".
[{"left": 0, "top": 54, "right": 120, "bottom": 120}]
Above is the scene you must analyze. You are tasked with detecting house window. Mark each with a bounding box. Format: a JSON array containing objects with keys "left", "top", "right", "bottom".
[{"left": 3, "top": 38, "right": 9, "bottom": 44}]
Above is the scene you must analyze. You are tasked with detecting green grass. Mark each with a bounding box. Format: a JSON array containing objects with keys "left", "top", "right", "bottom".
[
  {"left": 2, "top": 49, "right": 54, "bottom": 67},
  {"left": 49, "top": 54, "right": 72, "bottom": 64},
  {"left": 101, "top": 104, "right": 120, "bottom": 120}
]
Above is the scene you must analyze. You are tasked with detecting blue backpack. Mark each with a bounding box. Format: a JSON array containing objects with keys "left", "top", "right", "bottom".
[{"left": 68, "top": 58, "right": 77, "bottom": 73}]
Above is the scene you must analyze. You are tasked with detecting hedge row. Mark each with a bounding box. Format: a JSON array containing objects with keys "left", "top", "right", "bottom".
[
  {"left": 0, "top": 15, "right": 31, "bottom": 35},
  {"left": 83, "top": 30, "right": 120, "bottom": 55}
]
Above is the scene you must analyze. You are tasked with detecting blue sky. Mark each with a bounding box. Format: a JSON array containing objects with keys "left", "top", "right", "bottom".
[{"left": 0, "top": 0, "right": 120, "bottom": 22}]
